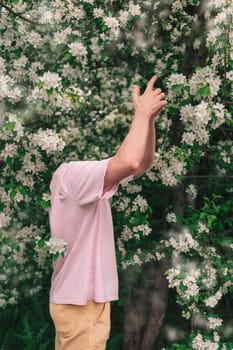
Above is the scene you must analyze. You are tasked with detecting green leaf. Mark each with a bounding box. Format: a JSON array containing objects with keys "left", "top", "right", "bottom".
[
  {"left": 101, "top": 24, "right": 108, "bottom": 31},
  {"left": 40, "top": 199, "right": 50, "bottom": 209},
  {"left": 97, "top": 38, "right": 104, "bottom": 47},
  {"left": 63, "top": 52, "right": 72, "bottom": 62},
  {"left": 179, "top": 154, "right": 186, "bottom": 162},
  {"left": 37, "top": 239, "right": 45, "bottom": 248},
  {"left": 62, "top": 80, "right": 70, "bottom": 88},
  {"left": 20, "top": 187, "right": 28, "bottom": 196},
  {"left": 46, "top": 88, "right": 54, "bottom": 96},
  {"left": 6, "top": 157, "right": 14, "bottom": 168},
  {"left": 10, "top": 190, "right": 17, "bottom": 200},
  {"left": 207, "top": 214, "right": 216, "bottom": 227},
  {"left": 200, "top": 212, "right": 206, "bottom": 220},
  {"left": 5, "top": 122, "right": 15, "bottom": 131},
  {"left": 176, "top": 174, "right": 183, "bottom": 183},
  {"left": 197, "top": 85, "right": 211, "bottom": 97},
  {"left": 37, "top": 81, "right": 44, "bottom": 89},
  {"left": 2, "top": 236, "right": 9, "bottom": 245},
  {"left": 171, "top": 84, "right": 183, "bottom": 91},
  {"left": 225, "top": 116, "right": 233, "bottom": 126},
  {"left": 52, "top": 252, "right": 59, "bottom": 260}
]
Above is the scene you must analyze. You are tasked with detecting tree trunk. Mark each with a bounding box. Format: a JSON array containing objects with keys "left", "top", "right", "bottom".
[{"left": 123, "top": 259, "right": 169, "bottom": 350}]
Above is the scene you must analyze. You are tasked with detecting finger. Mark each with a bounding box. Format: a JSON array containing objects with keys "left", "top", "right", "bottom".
[
  {"left": 159, "top": 92, "right": 165, "bottom": 99},
  {"left": 154, "top": 101, "right": 167, "bottom": 116},
  {"left": 154, "top": 88, "right": 162, "bottom": 95},
  {"left": 145, "top": 76, "right": 157, "bottom": 93},
  {"left": 132, "top": 85, "right": 140, "bottom": 104},
  {"left": 159, "top": 100, "right": 167, "bottom": 108}
]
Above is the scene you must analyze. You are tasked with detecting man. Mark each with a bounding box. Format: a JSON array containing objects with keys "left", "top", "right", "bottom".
[{"left": 49, "top": 76, "right": 167, "bottom": 350}]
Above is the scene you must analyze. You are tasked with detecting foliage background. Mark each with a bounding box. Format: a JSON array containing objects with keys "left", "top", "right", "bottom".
[{"left": 0, "top": 0, "right": 232, "bottom": 349}]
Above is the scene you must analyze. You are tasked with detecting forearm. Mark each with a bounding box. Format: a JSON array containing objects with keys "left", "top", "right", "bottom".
[
  {"left": 143, "top": 117, "right": 156, "bottom": 172},
  {"left": 114, "top": 113, "right": 156, "bottom": 174}
]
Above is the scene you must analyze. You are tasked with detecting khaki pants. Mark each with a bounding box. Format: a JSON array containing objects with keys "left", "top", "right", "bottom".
[{"left": 50, "top": 301, "right": 110, "bottom": 350}]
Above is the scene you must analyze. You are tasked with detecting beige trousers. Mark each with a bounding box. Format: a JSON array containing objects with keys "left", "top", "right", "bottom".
[{"left": 50, "top": 301, "right": 110, "bottom": 350}]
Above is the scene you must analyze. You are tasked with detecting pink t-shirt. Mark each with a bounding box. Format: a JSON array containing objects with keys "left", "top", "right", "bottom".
[{"left": 49, "top": 158, "right": 128, "bottom": 305}]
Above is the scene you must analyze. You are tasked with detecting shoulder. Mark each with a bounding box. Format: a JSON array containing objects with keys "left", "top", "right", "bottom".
[{"left": 68, "top": 159, "right": 109, "bottom": 173}]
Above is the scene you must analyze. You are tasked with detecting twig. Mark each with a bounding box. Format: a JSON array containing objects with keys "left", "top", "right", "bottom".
[
  {"left": 0, "top": 2, "right": 39, "bottom": 25},
  {"left": 184, "top": 175, "right": 233, "bottom": 179}
]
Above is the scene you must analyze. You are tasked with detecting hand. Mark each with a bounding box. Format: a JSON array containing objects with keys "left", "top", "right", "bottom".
[{"left": 132, "top": 76, "right": 167, "bottom": 119}]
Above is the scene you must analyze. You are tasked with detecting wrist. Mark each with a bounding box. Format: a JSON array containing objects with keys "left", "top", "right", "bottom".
[
  {"left": 134, "top": 110, "right": 153, "bottom": 120},
  {"left": 133, "top": 111, "right": 155, "bottom": 125}
]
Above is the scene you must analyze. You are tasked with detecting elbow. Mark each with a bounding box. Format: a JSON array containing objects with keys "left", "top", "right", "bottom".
[
  {"left": 128, "top": 161, "right": 143, "bottom": 176},
  {"left": 131, "top": 159, "right": 153, "bottom": 176},
  {"left": 130, "top": 160, "right": 141, "bottom": 173}
]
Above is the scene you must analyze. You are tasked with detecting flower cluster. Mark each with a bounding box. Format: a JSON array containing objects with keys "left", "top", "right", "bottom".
[
  {"left": 32, "top": 129, "right": 65, "bottom": 154},
  {"left": 166, "top": 212, "right": 177, "bottom": 223},
  {"left": 192, "top": 332, "right": 225, "bottom": 350},
  {"left": 150, "top": 148, "right": 187, "bottom": 186},
  {"left": 45, "top": 237, "right": 67, "bottom": 257},
  {"left": 180, "top": 102, "right": 227, "bottom": 146},
  {"left": 164, "top": 228, "right": 199, "bottom": 256}
]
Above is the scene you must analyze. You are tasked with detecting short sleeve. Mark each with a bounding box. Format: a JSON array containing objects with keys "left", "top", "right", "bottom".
[{"left": 60, "top": 159, "right": 118, "bottom": 205}]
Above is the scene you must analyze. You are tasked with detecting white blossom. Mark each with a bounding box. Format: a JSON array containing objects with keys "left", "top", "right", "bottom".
[
  {"left": 182, "top": 274, "right": 200, "bottom": 299},
  {"left": 32, "top": 129, "right": 65, "bottom": 154},
  {"left": 167, "top": 73, "right": 187, "bottom": 86},
  {"left": 0, "top": 213, "right": 11, "bottom": 228},
  {"left": 152, "top": 148, "right": 187, "bottom": 186},
  {"left": 27, "top": 32, "right": 43, "bottom": 48},
  {"left": 40, "top": 72, "right": 62, "bottom": 90},
  {"left": 119, "top": 10, "right": 129, "bottom": 25},
  {"left": 166, "top": 267, "right": 182, "bottom": 288},
  {"left": 0, "top": 57, "right": 6, "bottom": 74},
  {"left": 68, "top": 42, "right": 87, "bottom": 58},
  {"left": 186, "top": 184, "right": 197, "bottom": 199},
  {"left": 129, "top": 2, "right": 141, "bottom": 16},
  {"left": 198, "top": 222, "right": 210, "bottom": 234},
  {"left": 45, "top": 237, "right": 67, "bottom": 256},
  {"left": 133, "top": 254, "right": 142, "bottom": 266},
  {"left": 42, "top": 193, "right": 51, "bottom": 202},
  {"left": 133, "top": 224, "right": 152, "bottom": 236},
  {"left": 192, "top": 333, "right": 219, "bottom": 350},
  {"left": 121, "top": 225, "right": 133, "bottom": 241},
  {"left": 93, "top": 8, "right": 104, "bottom": 18},
  {"left": 0, "top": 74, "right": 13, "bottom": 99},
  {"left": 180, "top": 102, "right": 212, "bottom": 145},
  {"left": 226, "top": 70, "right": 233, "bottom": 81},
  {"left": 166, "top": 212, "right": 177, "bottom": 223},
  {"left": 208, "top": 317, "right": 223, "bottom": 329},
  {"left": 131, "top": 195, "right": 148, "bottom": 212},
  {"left": 39, "top": 7, "right": 54, "bottom": 24},
  {"left": 121, "top": 182, "right": 142, "bottom": 194},
  {"left": 206, "top": 27, "right": 222, "bottom": 46},
  {"left": 165, "top": 229, "right": 199, "bottom": 256},
  {"left": 211, "top": 103, "right": 225, "bottom": 129},
  {"left": 205, "top": 290, "right": 222, "bottom": 308},
  {"left": 189, "top": 67, "right": 221, "bottom": 99},
  {"left": 1, "top": 143, "right": 18, "bottom": 159},
  {"left": 182, "top": 132, "right": 196, "bottom": 146},
  {"left": 104, "top": 16, "right": 120, "bottom": 37}
]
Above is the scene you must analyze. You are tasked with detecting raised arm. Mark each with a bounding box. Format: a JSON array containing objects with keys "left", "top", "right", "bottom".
[{"left": 104, "top": 76, "right": 167, "bottom": 188}]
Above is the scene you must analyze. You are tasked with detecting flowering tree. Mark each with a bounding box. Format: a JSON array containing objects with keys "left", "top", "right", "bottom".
[{"left": 0, "top": 0, "right": 232, "bottom": 349}]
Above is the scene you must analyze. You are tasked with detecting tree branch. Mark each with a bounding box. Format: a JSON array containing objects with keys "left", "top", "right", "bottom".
[
  {"left": 0, "top": 2, "right": 39, "bottom": 25},
  {"left": 184, "top": 175, "right": 233, "bottom": 179}
]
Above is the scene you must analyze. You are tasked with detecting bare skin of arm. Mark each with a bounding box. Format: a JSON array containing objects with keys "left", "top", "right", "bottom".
[{"left": 104, "top": 76, "right": 167, "bottom": 188}]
